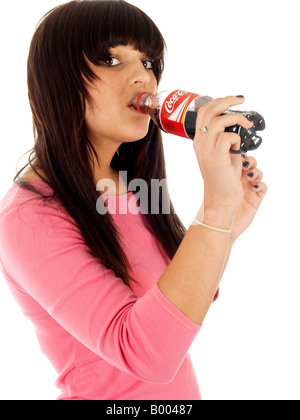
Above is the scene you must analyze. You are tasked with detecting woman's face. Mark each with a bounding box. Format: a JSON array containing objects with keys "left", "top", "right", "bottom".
[{"left": 84, "top": 44, "right": 158, "bottom": 149}]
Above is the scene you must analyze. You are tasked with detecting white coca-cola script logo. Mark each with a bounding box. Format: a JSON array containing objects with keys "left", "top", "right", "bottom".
[{"left": 164, "top": 90, "right": 187, "bottom": 114}]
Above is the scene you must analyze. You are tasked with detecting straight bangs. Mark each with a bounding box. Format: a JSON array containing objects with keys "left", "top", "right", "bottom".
[{"left": 79, "top": 0, "right": 166, "bottom": 82}]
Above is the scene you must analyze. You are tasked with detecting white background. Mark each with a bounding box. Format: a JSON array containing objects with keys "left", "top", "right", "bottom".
[{"left": 0, "top": 0, "right": 299, "bottom": 400}]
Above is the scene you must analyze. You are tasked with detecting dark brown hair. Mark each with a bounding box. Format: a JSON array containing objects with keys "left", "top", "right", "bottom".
[{"left": 15, "top": 0, "right": 186, "bottom": 287}]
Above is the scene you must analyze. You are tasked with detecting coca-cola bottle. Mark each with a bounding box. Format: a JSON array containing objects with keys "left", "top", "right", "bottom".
[{"left": 132, "top": 89, "right": 265, "bottom": 154}]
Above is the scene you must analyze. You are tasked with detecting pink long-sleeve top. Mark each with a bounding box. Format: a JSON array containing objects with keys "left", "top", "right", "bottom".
[{"left": 0, "top": 181, "right": 202, "bottom": 400}]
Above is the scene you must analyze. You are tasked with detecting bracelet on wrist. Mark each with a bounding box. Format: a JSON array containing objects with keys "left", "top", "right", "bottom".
[{"left": 193, "top": 218, "right": 232, "bottom": 234}]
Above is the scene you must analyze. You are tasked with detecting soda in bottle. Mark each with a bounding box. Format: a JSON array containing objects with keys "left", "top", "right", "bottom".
[{"left": 132, "top": 89, "right": 265, "bottom": 154}]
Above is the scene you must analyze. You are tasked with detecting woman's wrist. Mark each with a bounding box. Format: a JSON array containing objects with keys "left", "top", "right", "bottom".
[{"left": 195, "top": 206, "right": 236, "bottom": 232}]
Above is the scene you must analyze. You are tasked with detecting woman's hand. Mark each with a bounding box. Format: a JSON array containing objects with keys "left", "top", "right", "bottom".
[
  {"left": 230, "top": 155, "right": 268, "bottom": 241},
  {"left": 194, "top": 96, "right": 254, "bottom": 213},
  {"left": 193, "top": 96, "right": 267, "bottom": 233}
]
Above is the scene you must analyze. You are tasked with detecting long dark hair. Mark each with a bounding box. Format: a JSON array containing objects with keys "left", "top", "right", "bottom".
[{"left": 15, "top": 0, "right": 186, "bottom": 288}]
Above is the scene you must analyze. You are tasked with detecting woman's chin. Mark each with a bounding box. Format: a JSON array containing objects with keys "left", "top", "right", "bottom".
[{"left": 123, "top": 123, "right": 151, "bottom": 143}]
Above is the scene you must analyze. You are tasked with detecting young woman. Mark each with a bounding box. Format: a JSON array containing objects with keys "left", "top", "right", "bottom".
[{"left": 0, "top": 0, "right": 267, "bottom": 400}]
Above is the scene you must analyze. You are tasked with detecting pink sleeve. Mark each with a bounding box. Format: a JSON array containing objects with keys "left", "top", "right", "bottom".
[{"left": 0, "top": 201, "right": 200, "bottom": 384}]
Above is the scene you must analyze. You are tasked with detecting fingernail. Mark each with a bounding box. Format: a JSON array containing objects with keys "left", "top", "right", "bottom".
[
  {"left": 254, "top": 185, "right": 259, "bottom": 189},
  {"left": 243, "top": 162, "right": 249, "bottom": 169},
  {"left": 236, "top": 95, "right": 244, "bottom": 98},
  {"left": 247, "top": 172, "right": 254, "bottom": 178},
  {"left": 241, "top": 154, "right": 246, "bottom": 159}
]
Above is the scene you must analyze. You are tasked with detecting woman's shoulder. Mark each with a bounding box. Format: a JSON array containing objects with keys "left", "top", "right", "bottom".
[
  {"left": 0, "top": 172, "right": 67, "bottom": 228},
  {"left": 0, "top": 179, "right": 79, "bottom": 262},
  {"left": 20, "top": 167, "right": 49, "bottom": 184}
]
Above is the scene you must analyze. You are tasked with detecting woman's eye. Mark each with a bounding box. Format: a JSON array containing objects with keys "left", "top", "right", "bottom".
[
  {"left": 143, "top": 60, "right": 154, "bottom": 70},
  {"left": 103, "top": 57, "right": 120, "bottom": 67}
]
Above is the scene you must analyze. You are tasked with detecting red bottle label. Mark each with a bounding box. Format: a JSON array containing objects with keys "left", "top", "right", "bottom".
[{"left": 159, "top": 90, "right": 199, "bottom": 138}]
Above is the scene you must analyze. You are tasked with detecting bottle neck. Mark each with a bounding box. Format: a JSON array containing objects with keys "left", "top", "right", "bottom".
[{"left": 133, "top": 92, "right": 159, "bottom": 114}]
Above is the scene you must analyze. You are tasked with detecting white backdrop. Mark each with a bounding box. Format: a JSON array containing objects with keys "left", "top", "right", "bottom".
[{"left": 0, "top": 0, "right": 299, "bottom": 400}]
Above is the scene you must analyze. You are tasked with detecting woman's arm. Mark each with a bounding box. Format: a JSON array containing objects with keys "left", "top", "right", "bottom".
[
  {"left": 158, "top": 96, "right": 268, "bottom": 325},
  {"left": 158, "top": 210, "right": 234, "bottom": 325}
]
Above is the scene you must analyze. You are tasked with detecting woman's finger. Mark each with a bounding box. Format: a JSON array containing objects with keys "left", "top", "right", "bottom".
[
  {"left": 215, "top": 132, "right": 243, "bottom": 155},
  {"left": 252, "top": 182, "right": 268, "bottom": 199},
  {"left": 242, "top": 156, "right": 258, "bottom": 171},
  {"left": 196, "top": 95, "right": 246, "bottom": 130},
  {"left": 195, "top": 113, "right": 253, "bottom": 154},
  {"left": 245, "top": 168, "right": 264, "bottom": 184},
  {"left": 209, "top": 112, "right": 254, "bottom": 136}
]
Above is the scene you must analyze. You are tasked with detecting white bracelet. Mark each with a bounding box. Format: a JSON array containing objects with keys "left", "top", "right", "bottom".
[{"left": 193, "top": 218, "right": 232, "bottom": 234}]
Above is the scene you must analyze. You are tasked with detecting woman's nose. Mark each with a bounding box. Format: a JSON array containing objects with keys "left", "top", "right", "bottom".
[{"left": 128, "top": 61, "right": 151, "bottom": 86}]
